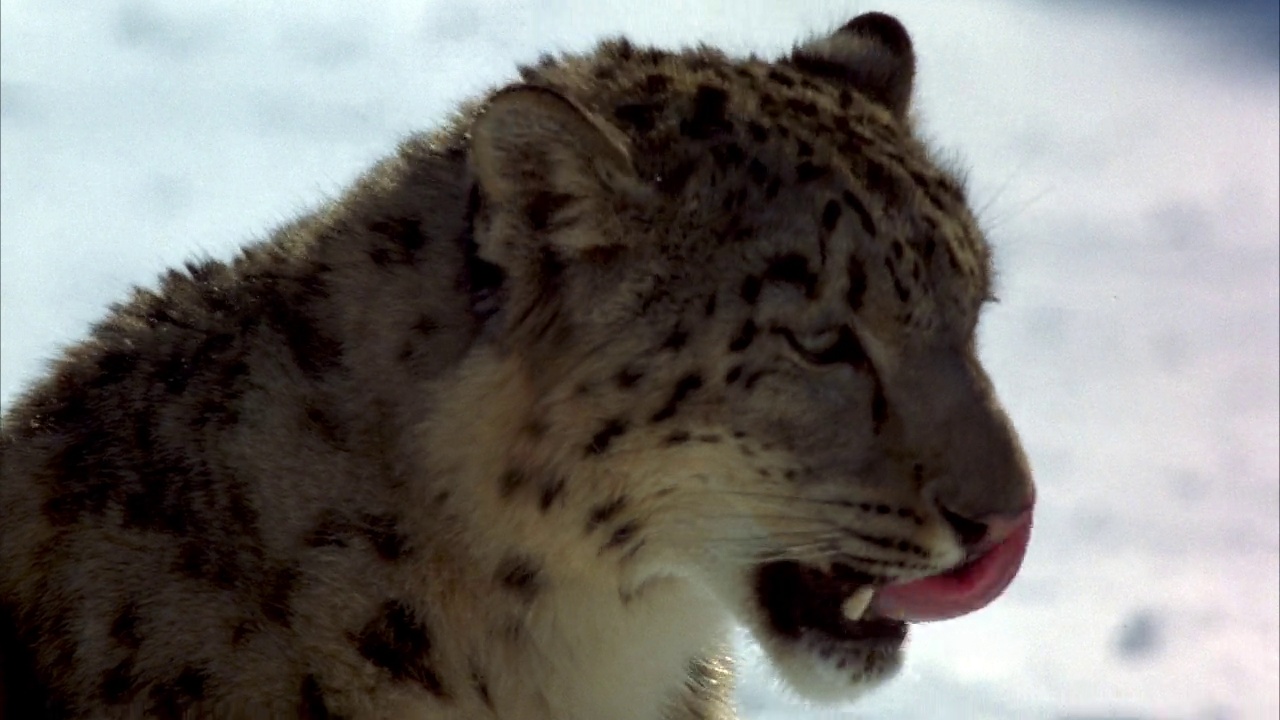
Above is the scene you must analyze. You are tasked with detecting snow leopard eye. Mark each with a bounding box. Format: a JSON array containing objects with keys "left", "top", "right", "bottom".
[{"left": 776, "top": 326, "right": 870, "bottom": 367}]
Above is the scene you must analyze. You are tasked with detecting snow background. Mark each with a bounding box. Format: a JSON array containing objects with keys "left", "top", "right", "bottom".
[{"left": 1, "top": 0, "right": 1276, "bottom": 718}]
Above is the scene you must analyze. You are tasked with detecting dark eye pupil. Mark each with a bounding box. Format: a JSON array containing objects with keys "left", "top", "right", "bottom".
[{"left": 782, "top": 326, "right": 870, "bottom": 367}]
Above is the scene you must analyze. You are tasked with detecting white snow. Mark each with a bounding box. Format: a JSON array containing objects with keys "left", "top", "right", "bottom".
[{"left": 2, "top": 1, "right": 1276, "bottom": 718}]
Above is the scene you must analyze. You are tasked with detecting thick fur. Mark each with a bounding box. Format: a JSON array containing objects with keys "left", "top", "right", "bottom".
[{"left": 0, "top": 13, "right": 1032, "bottom": 720}]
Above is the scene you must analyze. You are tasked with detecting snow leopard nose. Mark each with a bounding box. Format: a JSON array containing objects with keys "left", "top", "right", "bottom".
[{"left": 937, "top": 498, "right": 1035, "bottom": 554}]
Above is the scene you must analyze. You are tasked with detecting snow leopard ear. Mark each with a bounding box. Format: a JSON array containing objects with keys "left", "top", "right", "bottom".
[
  {"left": 470, "top": 85, "right": 645, "bottom": 264},
  {"left": 788, "top": 12, "right": 915, "bottom": 120}
]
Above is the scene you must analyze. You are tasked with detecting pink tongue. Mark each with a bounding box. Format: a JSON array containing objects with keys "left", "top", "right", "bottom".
[{"left": 871, "top": 516, "right": 1032, "bottom": 622}]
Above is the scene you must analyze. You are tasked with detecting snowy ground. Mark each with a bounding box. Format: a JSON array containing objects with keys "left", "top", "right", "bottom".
[{"left": 2, "top": 1, "right": 1276, "bottom": 718}]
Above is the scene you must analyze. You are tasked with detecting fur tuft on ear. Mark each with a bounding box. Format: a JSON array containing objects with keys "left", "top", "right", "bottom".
[
  {"left": 788, "top": 12, "right": 916, "bottom": 120},
  {"left": 469, "top": 85, "right": 643, "bottom": 263}
]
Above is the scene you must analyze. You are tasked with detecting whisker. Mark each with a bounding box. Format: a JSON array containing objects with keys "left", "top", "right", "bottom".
[{"left": 673, "top": 489, "right": 919, "bottom": 515}]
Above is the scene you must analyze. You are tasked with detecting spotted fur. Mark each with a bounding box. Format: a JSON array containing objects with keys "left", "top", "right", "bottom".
[{"left": 0, "top": 13, "right": 1032, "bottom": 720}]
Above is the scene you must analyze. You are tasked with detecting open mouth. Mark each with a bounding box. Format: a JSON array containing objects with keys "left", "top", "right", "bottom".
[
  {"left": 754, "top": 560, "right": 910, "bottom": 659},
  {"left": 752, "top": 518, "right": 1033, "bottom": 655}
]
